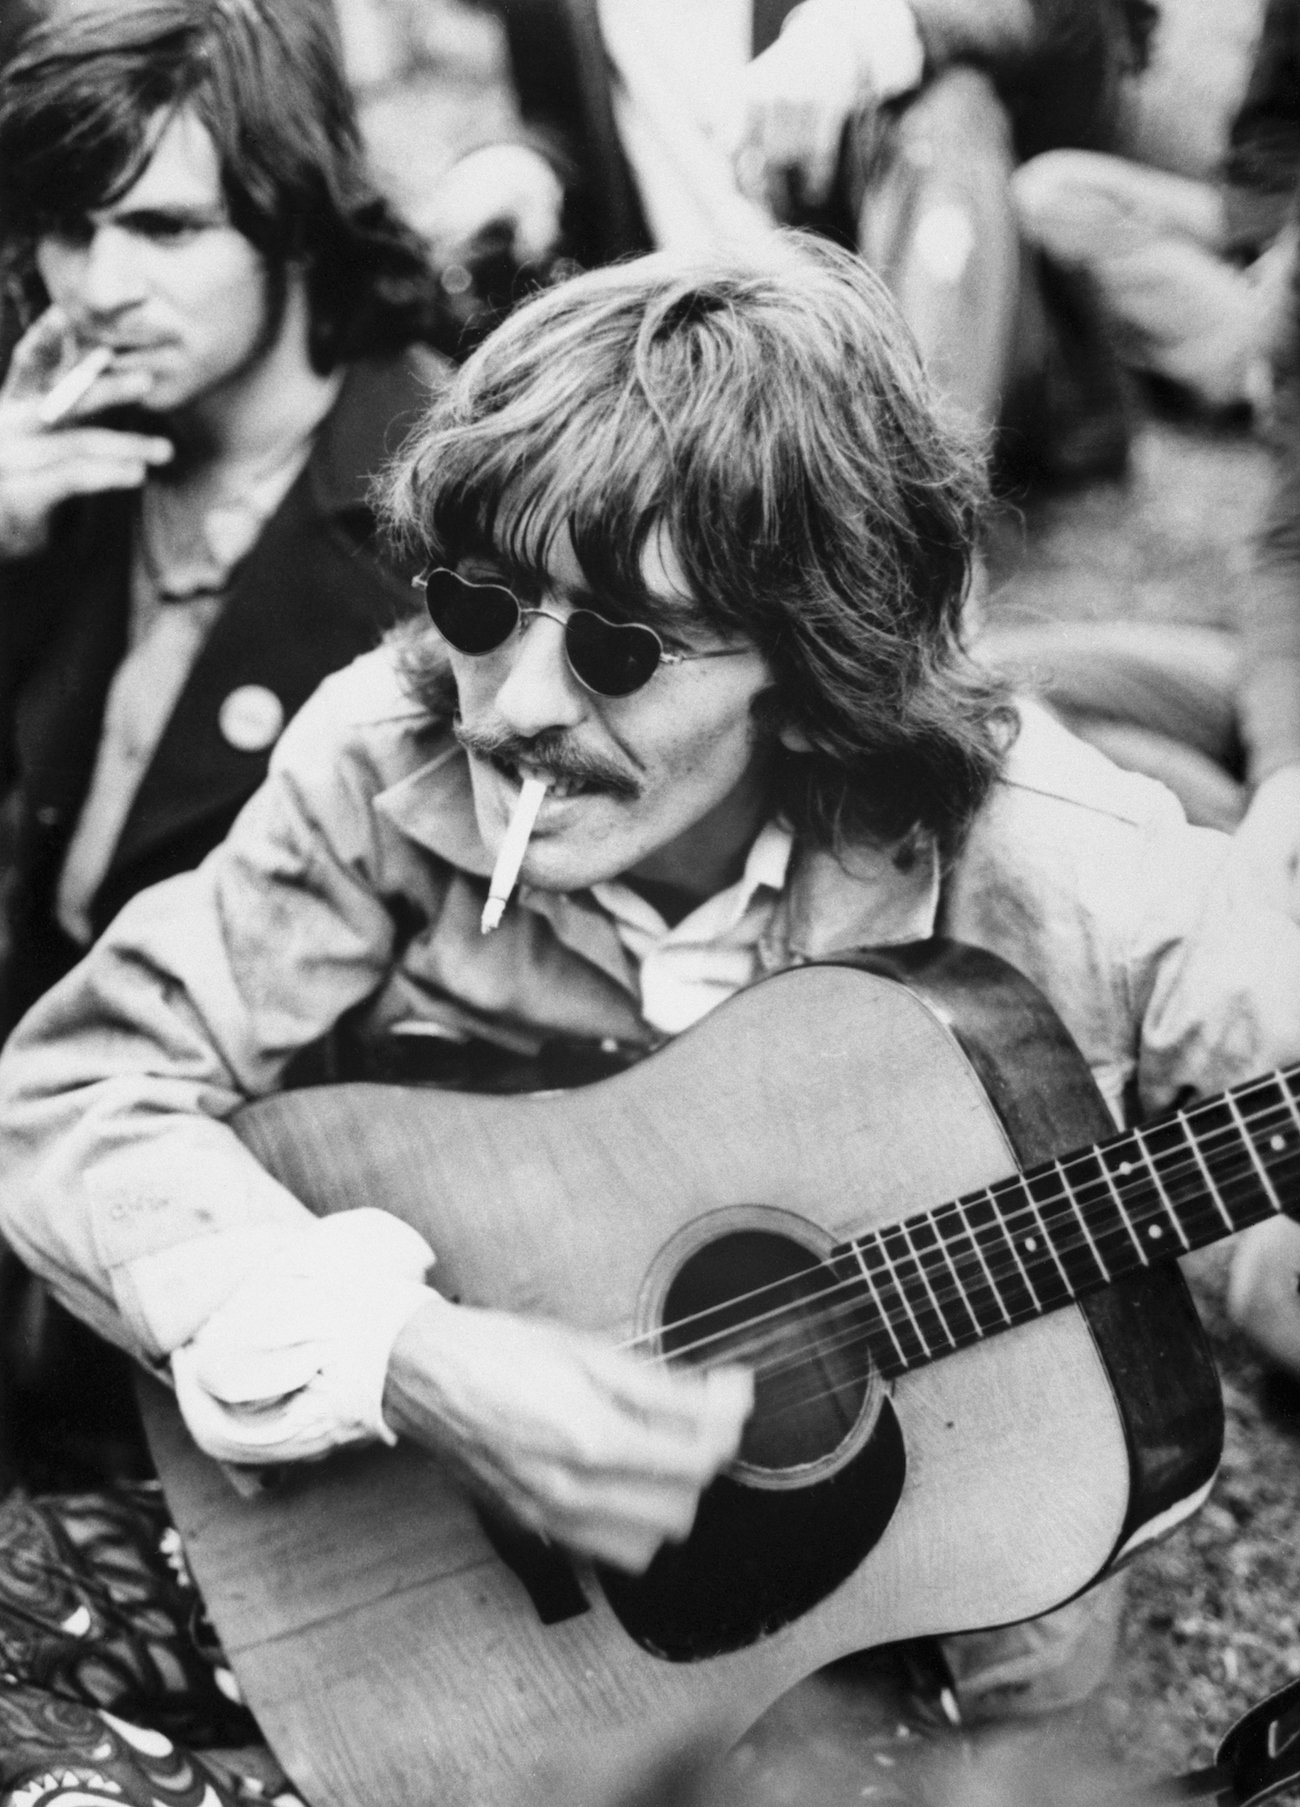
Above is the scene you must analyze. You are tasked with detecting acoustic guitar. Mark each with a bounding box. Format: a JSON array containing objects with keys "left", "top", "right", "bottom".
[{"left": 142, "top": 941, "right": 1298, "bottom": 1807}]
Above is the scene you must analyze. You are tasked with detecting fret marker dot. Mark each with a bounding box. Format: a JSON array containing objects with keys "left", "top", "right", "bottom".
[
  {"left": 1271, "top": 1134, "right": 1287, "bottom": 1153},
  {"left": 1024, "top": 1237, "right": 1038, "bottom": 1253},
  {"left": 1147, "top": 1224, "right": 1163, "bottom": 1240},
  {"left": 1117, "top": 1161, "right": 1133, "bottom": 1176}
]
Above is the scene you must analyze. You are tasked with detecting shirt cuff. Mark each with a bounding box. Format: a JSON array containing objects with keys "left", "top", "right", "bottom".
[
  {"left": 782, "top": 0, "right": 925, "bottom": 102},
  {"left": 171, "top": 1208, "right": 435, "bottom": 1466}
]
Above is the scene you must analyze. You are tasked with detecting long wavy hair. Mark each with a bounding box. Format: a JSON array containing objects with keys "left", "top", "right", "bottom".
[
  {"left": 385, "top": 237, "right": 1017, "bottom": 857},
  {"left": 0, "top": 0, "right": 446, "bottom": 370}
]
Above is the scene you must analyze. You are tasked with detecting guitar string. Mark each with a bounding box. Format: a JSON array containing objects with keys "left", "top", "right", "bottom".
[
  {"left": 668, "top": 1139, "right": 1300, "bottom": 1424},
  {"left": 614, "top": 1100, "right": 1300, "bottom": 1381},
  {"left": 653, "top": 1129, "right": 1300, "bottom": 1384},
  {"left": 615, "top": 1101, "right": 1298, "bottom": 1370},
  {"left": 655, "top": 1134, "right": 1300, "bottom": 1436}
]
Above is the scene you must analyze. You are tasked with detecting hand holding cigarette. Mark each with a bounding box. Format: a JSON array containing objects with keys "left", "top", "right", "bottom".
[{"left": 0, "top": 309, "right": 172, "bottom": 563}]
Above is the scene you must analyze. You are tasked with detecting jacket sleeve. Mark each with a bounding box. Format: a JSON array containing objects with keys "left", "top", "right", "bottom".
[
  {"left": 1125, "top": 806, "right": 1300, "bottom": 1114},
  {"left": 0, "top": 671, "right": 410, "bottom": 1365},
  {"left": 1244, "top": 232, "right": 1300, "bottom": 783}
]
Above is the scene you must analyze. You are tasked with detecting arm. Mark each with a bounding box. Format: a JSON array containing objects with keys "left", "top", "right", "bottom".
[
  {"left": 0, "top": 670, "right": 410, "bottom": 1357},
  {"left": 726, "top": 0, "right": 1033, "bottom": 216},
  {"left": 1228, "top": 241, "right": 1300, "bottom": 921},
  {"left": 0, "top": 664, "right": 750, "bottom": 1567}
]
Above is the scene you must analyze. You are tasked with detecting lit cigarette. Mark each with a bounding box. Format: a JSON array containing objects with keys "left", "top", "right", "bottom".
[
  {"left": 37, "top": 345, "right": 112, "bottom": 426},
  {"left": 481, "top": 775, "right": 549, "bottom": 934}
]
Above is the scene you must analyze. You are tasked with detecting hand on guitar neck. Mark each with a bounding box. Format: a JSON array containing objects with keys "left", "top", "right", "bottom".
[{"left": 383, "top": 1294, "right": 754, "bottom": 1574}]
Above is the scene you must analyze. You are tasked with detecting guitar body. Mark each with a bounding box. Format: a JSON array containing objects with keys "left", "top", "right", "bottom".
[{"left": 143, "top": 943, "right": 1223, "bottom": 1807}]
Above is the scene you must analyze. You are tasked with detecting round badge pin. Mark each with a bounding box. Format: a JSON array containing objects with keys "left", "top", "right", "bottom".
[{"left": 218, "top": 684, "right": 285, "bottom": 753}]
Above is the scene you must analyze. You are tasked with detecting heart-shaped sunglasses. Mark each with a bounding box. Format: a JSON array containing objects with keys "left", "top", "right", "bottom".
[{"left": 414, "top": 567, "right": 748, "bottom": 699}]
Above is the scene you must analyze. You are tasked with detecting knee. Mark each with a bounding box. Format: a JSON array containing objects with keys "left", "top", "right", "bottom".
[
  {"left": 1226, "top": 1217, "right": 1300, "bottom": 1377},
  {"left": 1013, "top": 150, "right": 1138, "bottom": 256}
]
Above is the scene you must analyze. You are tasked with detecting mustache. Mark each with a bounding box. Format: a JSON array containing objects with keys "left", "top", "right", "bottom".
[{"left": 454, "top": 722, "right": 642, "bottom": 799}]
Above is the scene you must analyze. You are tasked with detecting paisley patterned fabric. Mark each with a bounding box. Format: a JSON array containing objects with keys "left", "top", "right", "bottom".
[{"left": 0, "top": 1485, "right": 304, "bottom": 1806}]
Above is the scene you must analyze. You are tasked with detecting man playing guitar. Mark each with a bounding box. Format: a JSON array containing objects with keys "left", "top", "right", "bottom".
[{"left": 0, "top": 237, "right": 1297, "bottom": 1804}]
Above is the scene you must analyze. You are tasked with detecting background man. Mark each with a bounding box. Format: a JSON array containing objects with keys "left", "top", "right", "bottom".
[
  {"left": 0, "top": 0, "right": 452, "bottom": 1485},
  {"left": 0, "top": 238, "right": 1296, "bottom": 1796}
]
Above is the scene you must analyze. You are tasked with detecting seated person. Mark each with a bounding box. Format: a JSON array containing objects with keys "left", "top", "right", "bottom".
[
  {"left": 430, "top": 0, "right": 1157, "bottom": 473},
  {"left": 0, "top": 236, "right": 1297, "bottom": 1796},
  {"left": 0, "top": 0, "right": 451, "bottom": 1487},
  {"left": 1015, "top": 0, "right": 1300, "bottom": 419}
]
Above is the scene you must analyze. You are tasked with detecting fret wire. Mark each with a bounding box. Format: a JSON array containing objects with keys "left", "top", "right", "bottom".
[
  {"left": 964, "top": 1188, "right": 1043, "bottom": 1318},
  {"left": 930, "top": 1201, "right": 1002, "bottom": 1336},
  {"left": 1138, "top": 1116, "right": 1233, "bottom": 1245},
  {"left": 825, "top": 1070, "right": 1300, "bottom": 1384},
  {"left": 879, "top": 1224, "right": 948, "bottom": 1356},
  {"left": 1178, "top": 1113, "right": 1236, "bottom": 1234},
  {"left": 906, "top": 1216, "right": 980, "bottom": 1344},
  {"left": 1064, "top": 1144, "right": 1158, "bottom": 1272},
  {"left": 1226, "top": 1090, "right": 1284, "bottom": 1215},
  {"left": 943, "top": 1197, "right": 1013, "bottom": 1328},
  {"left": 1282, "top": 1074, "right": 1300, "bottom": 1139},
  {"left": 1007, "top": 1175, "right": 1075, "bottom": 1305},
  {"left": 1117, "top": 1128, "right": 1191, "bottom": 1251},
  {"left": 1091, "top": 1144, "right": 1150, "bottom": 1263},
  {"left": 1191, "top": 1097, "right": 1278, "bottom": 1232},
  {"left": 1044, "top": 1158, "right": 1114, "bottom": 1282},
  {"left": 855, "top": 1234, "right": 929, "bottom": 1369},
  {"left": 845, "top": 1237, "right": 911, "bottom": 1373}
]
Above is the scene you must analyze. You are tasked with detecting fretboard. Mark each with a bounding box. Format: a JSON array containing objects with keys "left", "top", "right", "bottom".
[{"left": 833, "top": 1067, "right": 1300, "bottom": 1379}]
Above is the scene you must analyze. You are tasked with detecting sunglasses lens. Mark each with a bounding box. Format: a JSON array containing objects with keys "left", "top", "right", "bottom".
[
  {"left": 566, "top": 610, "right": 663, "bottom": 697},
  {"left": 423, "top": 569, "right": 519, "bottom": 655}
]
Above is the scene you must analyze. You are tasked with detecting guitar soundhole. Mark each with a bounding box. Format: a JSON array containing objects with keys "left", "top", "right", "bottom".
[{"left": 660, "top": 1230, "right": 878, "bottom": 1476}]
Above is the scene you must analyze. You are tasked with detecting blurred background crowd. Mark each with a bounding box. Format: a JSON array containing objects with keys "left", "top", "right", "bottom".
[{"left": 2, "top": 0, "right": 1300, "bottom": 1801}]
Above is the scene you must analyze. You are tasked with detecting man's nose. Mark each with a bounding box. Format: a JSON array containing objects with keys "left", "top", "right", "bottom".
[
  {"left": 491, "top": 610, "right": 589, "bottom": 739},
  {"left": 77, "top": 225, "right": 147, "bottom": 317}
]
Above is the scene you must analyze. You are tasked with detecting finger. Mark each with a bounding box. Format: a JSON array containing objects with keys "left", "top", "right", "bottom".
[
  {"left": 25, "top": 449, "right": 164, "bottom": 502},
  {"left": 32, "top": 426, "right": 174, "bottom": 465},
  {"left": 4, "top": 307, "right": 76, "bottom": 401},
  {"left": 603, "top": 1352, "right": 752, "bottom": 1435}
]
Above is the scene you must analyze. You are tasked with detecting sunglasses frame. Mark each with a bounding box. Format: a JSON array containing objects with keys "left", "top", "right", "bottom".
[{"left": 413, "top": 566, "right": 749, "bottom": 698}]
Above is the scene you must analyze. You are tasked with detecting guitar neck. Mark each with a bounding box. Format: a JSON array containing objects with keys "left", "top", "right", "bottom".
[{"left": 836, "top": 1066, "right": 1300, "bottom": 1379}]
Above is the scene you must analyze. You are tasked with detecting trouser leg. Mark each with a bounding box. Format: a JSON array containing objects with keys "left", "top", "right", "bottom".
[
  {"left": 846, "top": 68, "right": 1022, "bottom": 437},
  {"left": 0, "top": 1483, "right": 299, "bottom": 1805},
  {"left": 1015, "top": 149, "right": 1295, "bottom": 412}
]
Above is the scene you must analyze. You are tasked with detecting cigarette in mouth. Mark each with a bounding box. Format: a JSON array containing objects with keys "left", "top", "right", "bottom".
[
  {"left": 37, "top": 345, "right": 113, "bottom": 426},
  {"left": 481, "top": 775, "right": 550, "bottom": 934}
]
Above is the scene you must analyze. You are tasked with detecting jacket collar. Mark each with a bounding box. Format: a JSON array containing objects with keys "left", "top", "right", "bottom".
[{"left": 374, "top": 734, "right": 943, "bottom": 982}]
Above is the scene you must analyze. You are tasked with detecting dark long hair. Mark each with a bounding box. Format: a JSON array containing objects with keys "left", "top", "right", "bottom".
[
  {"left": 0, "top": 0, "right": 445, "bottom": 369},
  {"left": 385, "top": 237, "right": 1017, "bottom": 858}
]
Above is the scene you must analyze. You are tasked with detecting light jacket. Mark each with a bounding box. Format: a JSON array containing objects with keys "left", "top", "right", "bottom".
[{"left": 0, "top": 642, "right": 1296, "bottom": 1369}]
